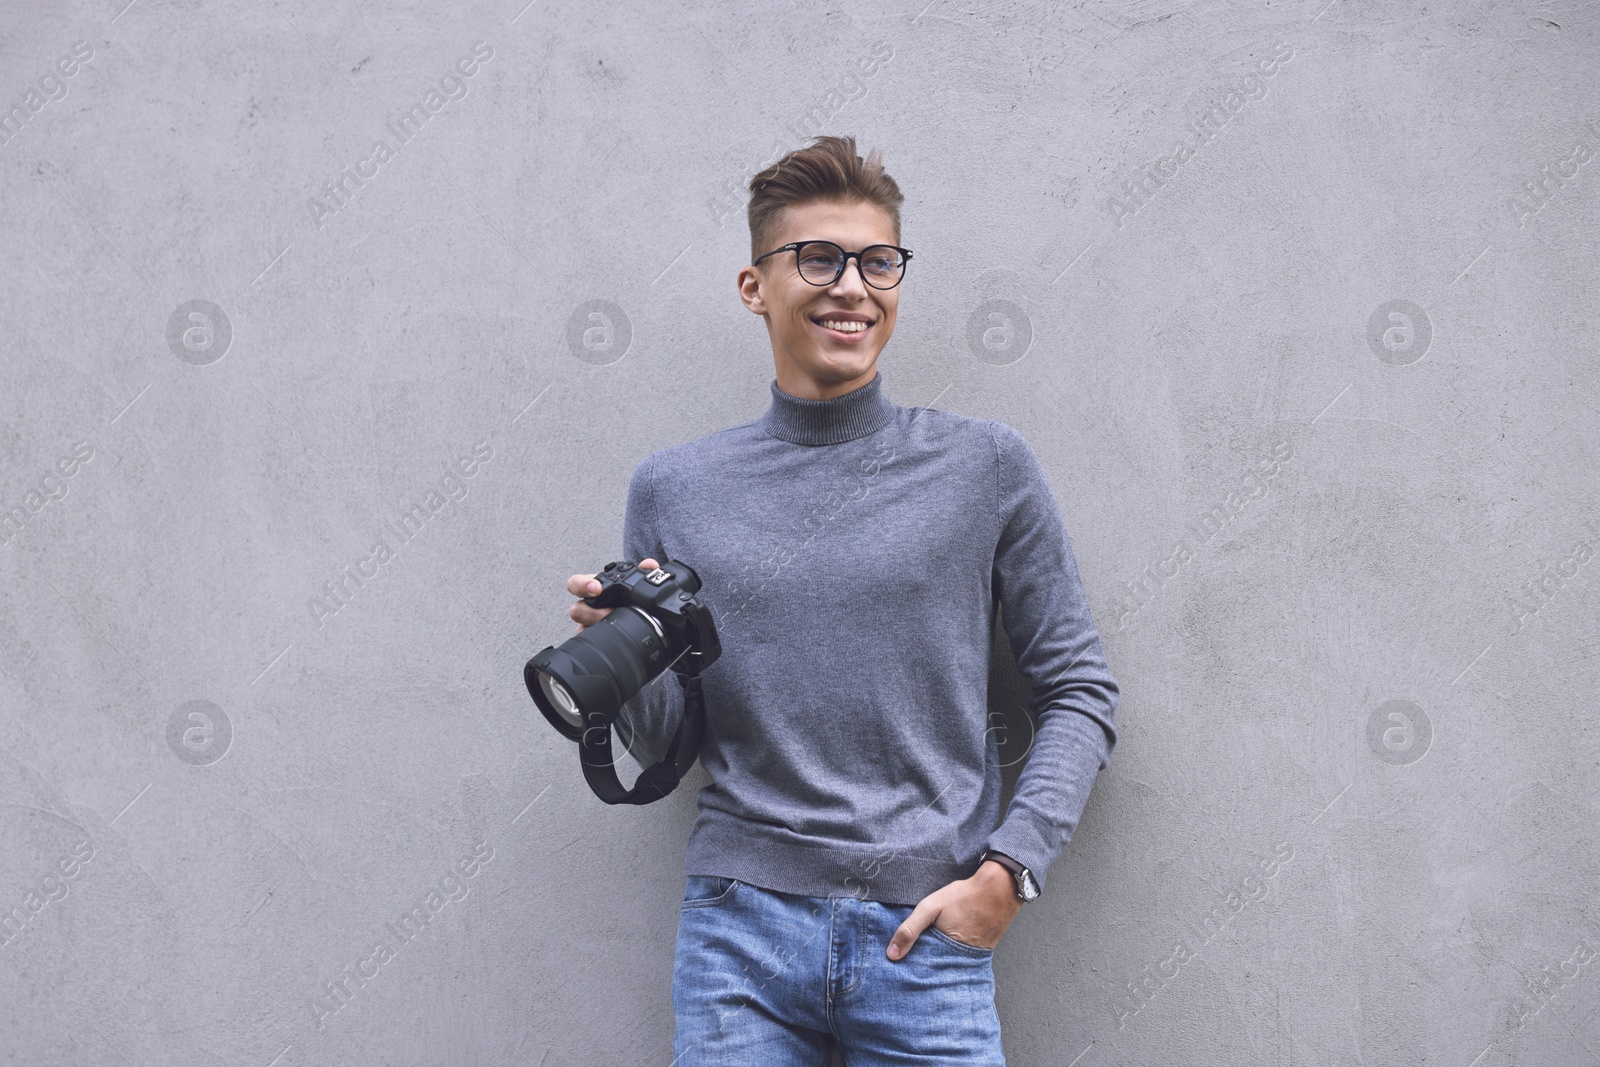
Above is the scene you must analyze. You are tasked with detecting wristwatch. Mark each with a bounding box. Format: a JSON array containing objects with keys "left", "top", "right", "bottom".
[{"left": 981, "top": 848, "right": 1041, "bottom": 903}]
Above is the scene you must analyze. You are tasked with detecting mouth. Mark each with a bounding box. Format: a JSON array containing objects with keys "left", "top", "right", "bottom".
[{"left": 810, "top": 314, "right": 876, "bottom": 343}]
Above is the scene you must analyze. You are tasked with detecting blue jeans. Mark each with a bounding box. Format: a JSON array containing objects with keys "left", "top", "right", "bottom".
[{"left": 672, "top": 875, "right": 1006, "bottom": 1065}]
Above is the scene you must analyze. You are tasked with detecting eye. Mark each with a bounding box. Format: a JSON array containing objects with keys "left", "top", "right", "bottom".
[{"left": 863, "top": 249, "right": 901, "bottom": 273}]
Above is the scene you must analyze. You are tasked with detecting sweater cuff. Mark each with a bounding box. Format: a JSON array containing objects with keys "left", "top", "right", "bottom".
[{"left": 984, "top": 712, "right": 1110, "bottom": 895}]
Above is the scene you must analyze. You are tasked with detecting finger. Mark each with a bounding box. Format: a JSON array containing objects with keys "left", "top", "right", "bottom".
[
  {"left": 566, "top": 572, "right": 600, "bottom": 597},
  {"left": 887, "top": 899, "right": 941, "bottom": 961},
  {"left": 639, "top": 557, "right": 659, "bottom": 570},
  {"left": 568, "top": 603, "right": 612, "bottom": 626}
]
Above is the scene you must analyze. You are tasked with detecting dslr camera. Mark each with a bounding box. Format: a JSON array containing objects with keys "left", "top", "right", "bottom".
[{"left": 524, "top": 558, "right": 721, "bottom": 805}]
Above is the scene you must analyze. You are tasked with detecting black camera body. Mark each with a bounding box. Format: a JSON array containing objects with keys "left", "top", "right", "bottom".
[
  {"left": 581, "top": 559, "right": 722, "bottom": 672},
  {"left": 524, "top": 557, "right": 721, "bottom": 805}
]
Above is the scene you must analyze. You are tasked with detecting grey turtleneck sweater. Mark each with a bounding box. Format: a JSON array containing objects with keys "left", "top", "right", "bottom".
[{"left": 614, "top": 370, "right": 1119, "bottom": 905}]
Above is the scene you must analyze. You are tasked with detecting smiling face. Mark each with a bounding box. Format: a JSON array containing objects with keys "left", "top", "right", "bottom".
[{"left": 737, "top": 198, "right": 902, "bottom": 401}]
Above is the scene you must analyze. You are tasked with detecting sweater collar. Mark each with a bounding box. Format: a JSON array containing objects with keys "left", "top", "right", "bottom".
[{"left": 758, "top": 370, "right": 897, "bottom": 446}]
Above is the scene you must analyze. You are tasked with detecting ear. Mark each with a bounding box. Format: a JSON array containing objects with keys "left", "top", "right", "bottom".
[{"left": 737, "top": 266, "right": 767, "bottom": 315}]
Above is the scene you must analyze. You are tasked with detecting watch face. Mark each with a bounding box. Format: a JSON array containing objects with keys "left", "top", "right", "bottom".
[{"left": 1019, "top": 869, "right": 1041, "bottom": 901}]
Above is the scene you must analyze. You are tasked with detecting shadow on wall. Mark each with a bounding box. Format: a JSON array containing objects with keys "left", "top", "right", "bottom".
[{"left": 987, "top": 601, "right": 1038, "bottom": 809}]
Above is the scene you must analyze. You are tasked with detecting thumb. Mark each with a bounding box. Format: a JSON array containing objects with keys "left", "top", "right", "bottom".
[
  {"left": 888, "top": 896, "right": 943, "bottom": 961},
  {"left": 886, "top": 920, "right": 922, "bottom": 961}
]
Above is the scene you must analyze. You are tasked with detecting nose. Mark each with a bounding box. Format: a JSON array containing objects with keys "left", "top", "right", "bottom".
[{"left": 827, "top": 257, "right": 872, "bottom": 298}]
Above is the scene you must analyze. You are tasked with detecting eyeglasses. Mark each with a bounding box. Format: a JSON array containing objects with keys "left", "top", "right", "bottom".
[{"left": 752, "top": 240, "right": 913, "bottom": 290}]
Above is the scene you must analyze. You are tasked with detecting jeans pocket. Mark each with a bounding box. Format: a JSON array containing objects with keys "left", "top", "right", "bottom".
[
  {"left": 925, "top": 924, "right": 995, "bottom": 957},
  {"left": 681, "top": 874, "right": 739, "bottom": 909}
]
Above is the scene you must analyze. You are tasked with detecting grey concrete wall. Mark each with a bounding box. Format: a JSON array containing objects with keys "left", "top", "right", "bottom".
[{"left": 2, "top": 0, "right": 1596, "bottom": 1064}]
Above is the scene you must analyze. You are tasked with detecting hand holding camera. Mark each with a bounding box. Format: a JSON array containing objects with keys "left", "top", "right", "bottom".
[{"left": 566, "top": 558, "right": 662, "bottom": 633}]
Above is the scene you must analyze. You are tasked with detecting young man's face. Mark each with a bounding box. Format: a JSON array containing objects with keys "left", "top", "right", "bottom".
[{"left": 737, "top": 197, "right": 902, "bottom": 401}]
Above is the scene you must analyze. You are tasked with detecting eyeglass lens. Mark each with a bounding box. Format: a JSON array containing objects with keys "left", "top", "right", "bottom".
[{"left": 796, "top": 241, "right": 905, "bottom": 287}]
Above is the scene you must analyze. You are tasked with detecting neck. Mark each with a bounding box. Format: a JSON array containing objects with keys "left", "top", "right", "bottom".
[
  {"left": 758, "top": 370, "right": 896, "bottom": 446},
  {"left": 774, "top": 361, "right": 879, "bottom": 401}
]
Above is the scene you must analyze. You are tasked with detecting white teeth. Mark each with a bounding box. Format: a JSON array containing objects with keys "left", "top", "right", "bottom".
[{"left": 818, "top": 320, "right": 868, "bottom": 333}]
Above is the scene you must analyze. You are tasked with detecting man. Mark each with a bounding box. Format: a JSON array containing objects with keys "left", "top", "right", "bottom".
[{"left": 564, "top": 134, "right": 1119, "bottom": 1065}]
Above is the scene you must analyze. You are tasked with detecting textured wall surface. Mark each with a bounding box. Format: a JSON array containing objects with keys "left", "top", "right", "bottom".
[{"left": 2, "top": 1, "right": 1597, "bottom": 1064}]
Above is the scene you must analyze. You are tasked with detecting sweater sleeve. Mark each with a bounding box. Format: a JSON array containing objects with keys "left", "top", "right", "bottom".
[
  {"left": 611, "top": 452, "right": 686, "bottom": 769},
  {"left": 983, "top": 421, "right": 1120, "bottom": 895}
]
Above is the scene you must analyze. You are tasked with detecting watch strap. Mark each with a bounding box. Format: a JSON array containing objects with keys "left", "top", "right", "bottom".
[{"left": 981, "top": 848, "right": 1040, "bottom": 902}]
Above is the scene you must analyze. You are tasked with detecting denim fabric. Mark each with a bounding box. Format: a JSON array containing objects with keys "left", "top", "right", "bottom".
[{"left": 672, "top": 875, "right": 1006, "bottom": 1065}]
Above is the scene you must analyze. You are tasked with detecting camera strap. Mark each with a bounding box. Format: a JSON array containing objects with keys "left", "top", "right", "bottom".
[{"left": 580, "top": 670, "right": 707, "bottom": 805}]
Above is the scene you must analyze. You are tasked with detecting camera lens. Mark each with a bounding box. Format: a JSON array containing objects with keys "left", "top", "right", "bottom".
[
  {"left": 526, "top": 605, "right": 675, "bottom": 742},
  {"left": 537, "top": 671, "right": 582, "bottom": 732}
]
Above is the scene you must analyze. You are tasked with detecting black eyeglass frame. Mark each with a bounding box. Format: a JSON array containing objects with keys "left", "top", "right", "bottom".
[{"left": 752, "top": 240, "right": 914, "bottom": 290}]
